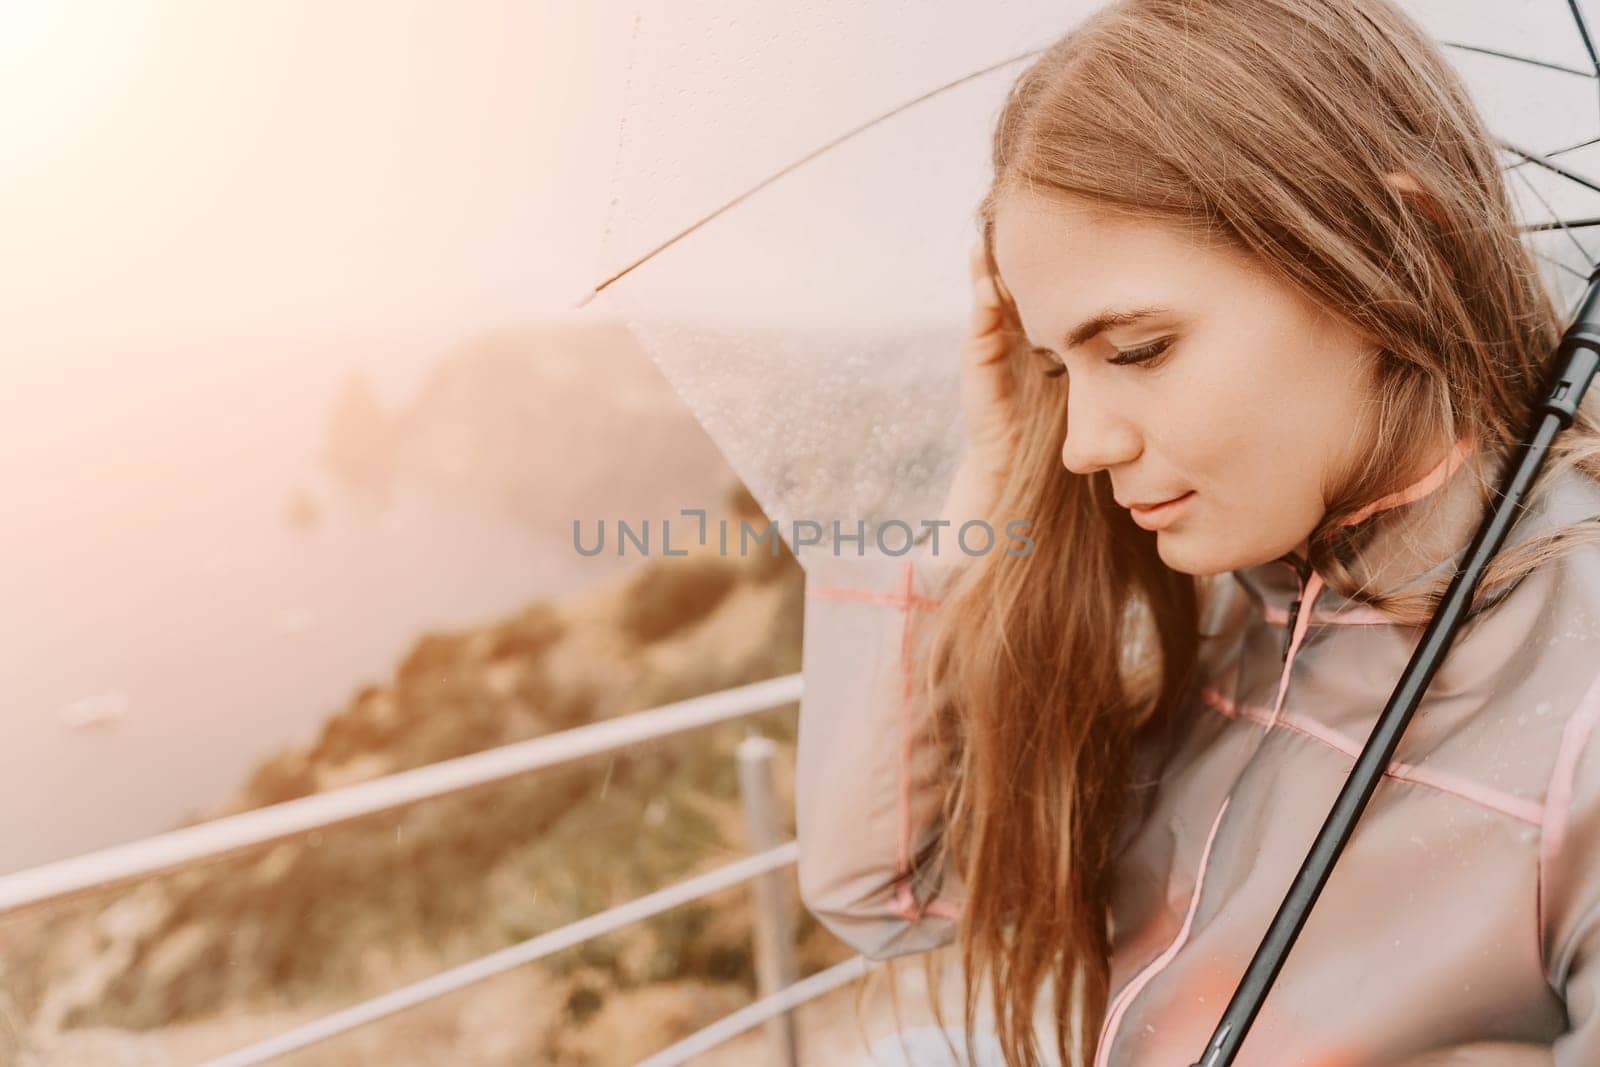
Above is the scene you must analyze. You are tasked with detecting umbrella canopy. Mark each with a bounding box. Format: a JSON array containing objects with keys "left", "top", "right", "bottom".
[
  {"left": 579, "top": 0, "right": 1600, "bottom": 563},
  {"left": 576, "top": 3, "right": 1600, "bottom": 1062},
  {"left": 579, "top": 4, "right": 1070, "bottom": 554}
]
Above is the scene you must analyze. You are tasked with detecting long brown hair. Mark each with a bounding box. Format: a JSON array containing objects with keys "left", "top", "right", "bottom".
[{"left": 896, "top": 1, "right": 1600, "bottom": 1064}]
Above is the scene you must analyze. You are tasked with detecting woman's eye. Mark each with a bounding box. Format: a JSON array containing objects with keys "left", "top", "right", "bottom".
[{"left": 1108, "top": 337, "right": 1174, "bottom": 367}]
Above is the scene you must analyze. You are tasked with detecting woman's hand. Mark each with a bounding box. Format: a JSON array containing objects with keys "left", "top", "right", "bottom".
[{"left": 938, "top": 240, "right": 1023, "bottom": 534}]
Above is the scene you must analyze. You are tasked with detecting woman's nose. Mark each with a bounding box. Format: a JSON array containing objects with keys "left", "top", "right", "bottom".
[{"left": 1060, "top": 383, "right": 1142, "bottom": 475}]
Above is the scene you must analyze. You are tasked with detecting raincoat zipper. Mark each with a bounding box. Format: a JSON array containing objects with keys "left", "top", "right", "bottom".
[
  {"left": 1100, "top": 553, "right": 1315, "bottom": 1060},
  {"left": 1281, "top": 552, "right": 1312, "bottom": 662}
]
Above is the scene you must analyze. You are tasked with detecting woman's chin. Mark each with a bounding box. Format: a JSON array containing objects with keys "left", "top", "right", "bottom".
[{"left": 1153, "top": 530, "right": 1235, "bottom": 577}]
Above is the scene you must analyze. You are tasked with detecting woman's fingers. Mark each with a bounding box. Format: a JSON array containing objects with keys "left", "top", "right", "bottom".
[
  {"left": 955, "top": 238, "right": 1022, "bottom": 484},
  {"left": 965, "top": 240, "right": 1010, "bottom": 365},
  {"left": 968, "top": 239, "right": 1000, "bottom": 298}
]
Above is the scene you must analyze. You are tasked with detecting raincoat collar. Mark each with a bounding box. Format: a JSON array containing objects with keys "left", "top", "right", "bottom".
[{"left": 1231, "top": 438, "right": 1600, "bottom": 627}]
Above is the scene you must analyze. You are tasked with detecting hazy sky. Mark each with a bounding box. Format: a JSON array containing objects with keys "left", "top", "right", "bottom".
[
  {"left": 0, "top": 2, "right": 647, "bottom": 869},
  {"left": 0, "top": 2, "right": 631, "bottom": 363}
]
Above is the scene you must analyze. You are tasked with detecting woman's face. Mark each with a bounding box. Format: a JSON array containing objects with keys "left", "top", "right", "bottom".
[{"left": 990, "top": 188, "right": 1380, "bottom": 577}]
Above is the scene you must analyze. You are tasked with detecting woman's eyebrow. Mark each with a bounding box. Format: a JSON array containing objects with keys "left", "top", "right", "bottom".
[{"left": 1051, "top": 305, "right": 1175, "bottom": 351}]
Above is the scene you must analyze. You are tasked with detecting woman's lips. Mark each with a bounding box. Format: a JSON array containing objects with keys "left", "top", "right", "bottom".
[{"left": 1128, "top": 490, "right": 1195, "bottom": 531}]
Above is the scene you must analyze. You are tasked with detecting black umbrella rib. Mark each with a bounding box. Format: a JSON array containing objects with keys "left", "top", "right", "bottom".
[
  {"left": 1533, "top": 247, "right": 1593, "bottom": 282},
  {"left": 1499, "top": 138, "right": 1600, "bottom": 195},
  {"left": 1509, "top": 157, "right": 1598, "bottom": 268},
  {"left": 1569, "top": 0, "right": 1600, "bottom": 78},
  {"left": 1527, "top": 215, "right": 1600, "bottom": 231},
  {"left": 1507, "top": 134, "right": 1600, "bottom": 172},
  {"left": 1437, "top": 40, "right": 1595, "bottom": 79},
  {"left": 586, "top": 49, "right": 1045, "bottom": 297}
]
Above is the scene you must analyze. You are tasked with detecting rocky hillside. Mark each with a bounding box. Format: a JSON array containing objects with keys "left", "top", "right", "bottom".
[
  {"left": 0, "top": 482, "right": 862, "bottom": 1066},
  {"left": 319, "top": 315, "right": 734, "bottom": 540}
]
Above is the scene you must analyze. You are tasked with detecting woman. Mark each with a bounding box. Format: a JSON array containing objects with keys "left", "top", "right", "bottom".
[{"left": 794, "top": 1, "right": 1600, "bottom": 1064}]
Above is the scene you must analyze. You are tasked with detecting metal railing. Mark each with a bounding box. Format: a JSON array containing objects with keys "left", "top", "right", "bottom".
[
  {"left": 2, "top": 672, "right": 878, "bottom": 1065},
  {"left": 0, "top": 674, "right": 801, "bottom": 915}
]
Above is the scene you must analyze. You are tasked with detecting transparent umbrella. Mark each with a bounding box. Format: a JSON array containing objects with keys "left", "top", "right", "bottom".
[
  {"left": 575, "top": 3, "right": 1075, "bottom": 554},
  {"left": 576, "top": 0, "right": 1600, "bottom": 562}
]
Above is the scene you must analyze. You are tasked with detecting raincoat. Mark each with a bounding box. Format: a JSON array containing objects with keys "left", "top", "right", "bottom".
[{"left": 795, "top": 446, "right": 1600, "bottom": 1066}]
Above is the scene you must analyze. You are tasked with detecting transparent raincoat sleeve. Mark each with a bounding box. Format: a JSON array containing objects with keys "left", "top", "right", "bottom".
[
  {"left": 794, "top": 543, "right": 967, "bottom": 960},
  {"left": 1545, "top": 713, "right": 1600, "bottom": 1065}
]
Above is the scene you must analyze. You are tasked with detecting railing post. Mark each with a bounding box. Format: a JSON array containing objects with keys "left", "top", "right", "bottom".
[{"left": 736, "top": 734, "right": 800, "bottom": 1067}]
